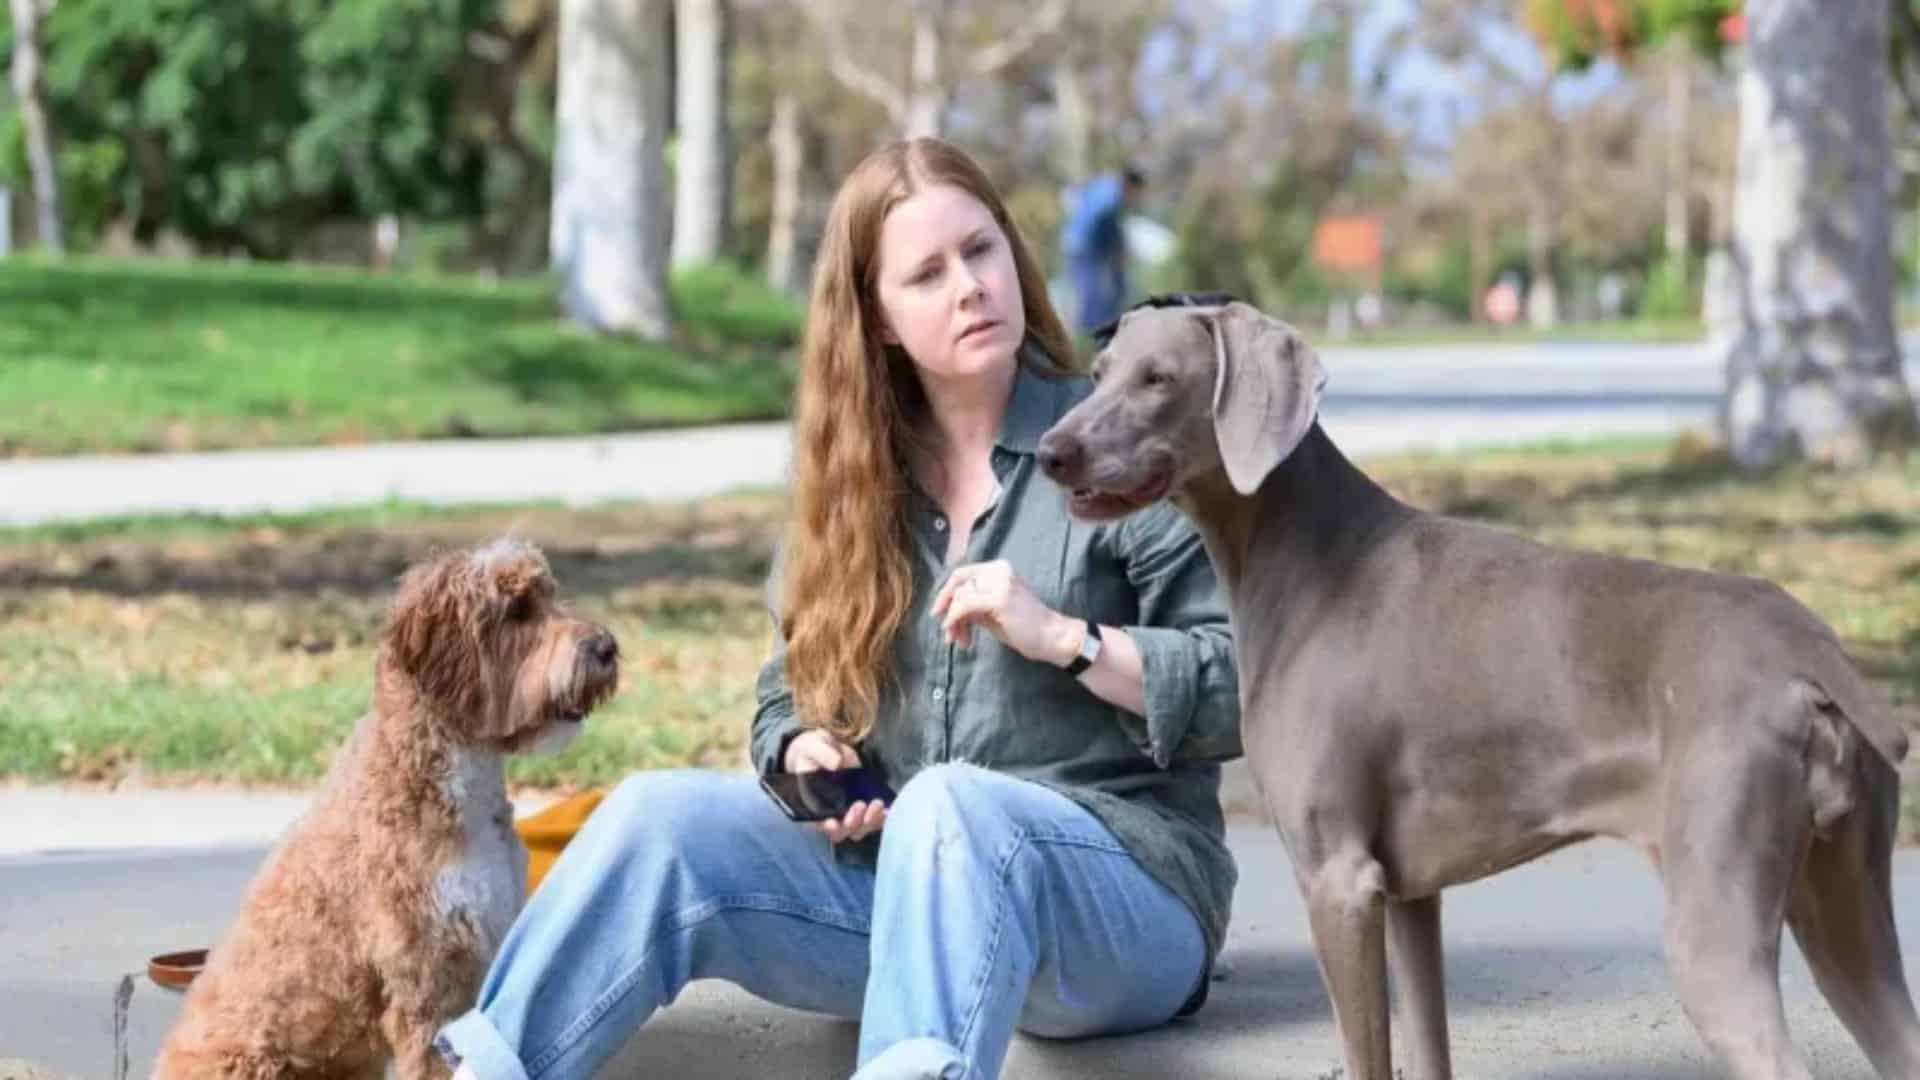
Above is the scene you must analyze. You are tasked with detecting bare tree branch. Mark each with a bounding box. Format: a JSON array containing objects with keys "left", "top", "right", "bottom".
[
  {"left": 969, "top": 0, "right": 1072, "bottom": 74},
  {"left": 1413, "top": 0, "right": 1533, "bottom": 92},
  {"left": 813, "top": 11, "right": 909, "bottom": 125}
]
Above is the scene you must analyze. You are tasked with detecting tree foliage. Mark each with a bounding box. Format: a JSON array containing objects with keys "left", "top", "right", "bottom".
[
  {"left": 1524, "top": 0, "right": 1739, "bottom": 68},
  {"left": 1, "top": 0, "right": 503, "bottom": 254}
]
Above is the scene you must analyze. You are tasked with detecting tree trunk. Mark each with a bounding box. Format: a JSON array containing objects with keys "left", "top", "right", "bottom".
[
  {"left": 1524, "top": 80, "right": 1560, "bottom": 330},
  {"left": 1662, "top": 39, "right": 1690, "bottom": 266},
  {"left": 766, "top": 89, "right": 806, "bottom": 296},
  {"left": 9, "top": 0, "right": 64, "bottom": 254},
  {"left": 904, "top": 1, "right": 947, "bottom": 139},
  {"left": 552, "top": 0, "right": 673, "bottom": 340},
  {"left": 1468, "top": 199, "right": 1492, "bottom": 324},
  {"left": 1525, "top": 190, "right": 1558, "bottom": 329},
  {"left": 671, "top": 0, "right": 731, "bottom": 267},
  {"left": 1052, "top": 50, "right": 1092, "bottom": 183},
  {"left": 1719, "top": 0, "right": 1917, "bottom": 467}
]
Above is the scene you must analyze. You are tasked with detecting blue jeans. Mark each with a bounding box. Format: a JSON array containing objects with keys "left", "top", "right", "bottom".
[{"left": 436, "top": 763, "right": 1209, "bottom": 1080}]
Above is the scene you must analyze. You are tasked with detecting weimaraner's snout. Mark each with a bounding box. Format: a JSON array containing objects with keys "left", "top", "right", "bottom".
[
  {"left": 1035, "top": 431, "right": 1087, "bottom": 488},
  {"left": 1038, "top": 414, "right": 1179, "bottom": 522}
]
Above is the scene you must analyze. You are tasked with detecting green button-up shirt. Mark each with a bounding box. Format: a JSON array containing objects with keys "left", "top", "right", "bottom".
[{"left": 749, "top": 364, "right": 1243, "bottom": 959}]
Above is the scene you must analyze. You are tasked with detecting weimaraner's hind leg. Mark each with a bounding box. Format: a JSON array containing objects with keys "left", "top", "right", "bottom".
[
  {"left": 1787, "top": 752, "right": 1920, "bottom": 1078},
  {"left": 1388, "top": 894, "right": 1452, "bottom": 1080},
  {"left": 1298, "top": 845, "right": 1395, "bottom": 1080},
  {"left": 1659, "top": 736, "right": 1814, "bottom": 1080}
]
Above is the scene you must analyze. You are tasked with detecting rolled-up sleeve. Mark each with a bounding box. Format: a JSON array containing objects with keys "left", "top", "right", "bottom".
[
  {"left": 1111, "top": 502, "right": 1242, "bottom": 768},
  {"left": 748, "top": 634, "right": 804, "bottom": 775},
  {"left": 747, "top": 548, "right": 805, "bottom": 775}
]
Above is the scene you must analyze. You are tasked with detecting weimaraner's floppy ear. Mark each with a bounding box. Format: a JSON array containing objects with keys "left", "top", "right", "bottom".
[{"left": 1205, "top": 301, "right": 1327, "bottom": 495}]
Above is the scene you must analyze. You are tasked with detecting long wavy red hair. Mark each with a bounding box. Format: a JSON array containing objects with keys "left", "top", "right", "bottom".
[{"left": 781, "top": 138, "right": 1075, "bottom": 744}]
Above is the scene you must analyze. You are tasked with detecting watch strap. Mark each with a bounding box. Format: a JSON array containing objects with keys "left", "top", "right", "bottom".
[{"left": 1064, "top": 619, "right": 1102, "bottom": 676}]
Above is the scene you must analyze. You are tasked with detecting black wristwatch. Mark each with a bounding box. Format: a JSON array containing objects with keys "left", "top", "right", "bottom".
[{"left": 1064, "top": 619, "right": 1103, "bottom": 677}]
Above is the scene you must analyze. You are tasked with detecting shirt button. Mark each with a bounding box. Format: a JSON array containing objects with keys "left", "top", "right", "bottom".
[
  {"left": 933, "top": 516, "right": 947, "bottom": 532},
  {"left": 931, "top": 687, "right": 946, "bottom": 702}
]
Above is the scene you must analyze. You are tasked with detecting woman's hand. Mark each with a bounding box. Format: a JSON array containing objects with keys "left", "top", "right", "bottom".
[
  {"left": 783, "top": 729, "right": 887, "bottom": 844},
  {"left": 932, "top": 559, "right": 1082, "bottom": 667}
]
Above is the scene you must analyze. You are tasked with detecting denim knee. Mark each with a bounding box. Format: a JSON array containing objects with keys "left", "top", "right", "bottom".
[
  {"left": 597, "top": 768, "right": 722, "bottom": 836},
  {"left": 564, "top": 769, "right": 741, "bottom": 886},
  {"left": 884, "top": 764, "right": 1014, "bottom": 855}
]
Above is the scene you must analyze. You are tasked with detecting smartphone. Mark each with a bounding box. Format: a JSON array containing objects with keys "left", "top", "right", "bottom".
[{"left": 759, "top": 766, "right": 897, "bottom": 823}]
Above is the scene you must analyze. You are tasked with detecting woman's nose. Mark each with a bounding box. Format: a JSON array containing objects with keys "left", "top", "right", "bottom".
[{"left": 953, "top": 262, "right": 985, "bottom": 303}]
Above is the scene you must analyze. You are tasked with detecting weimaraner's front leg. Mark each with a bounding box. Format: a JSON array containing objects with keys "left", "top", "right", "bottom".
[
  {"left": 1388, "top": 895, "right": 1452, "bottom": 1080},
  {"left": 1299, "top": 848, "right": 1393, "bottom": 1079}
]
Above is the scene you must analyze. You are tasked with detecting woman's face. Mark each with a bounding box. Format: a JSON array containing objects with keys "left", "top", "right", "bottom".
[{"left": 872, "top": 183, "right": 1026, "bottom": 386}]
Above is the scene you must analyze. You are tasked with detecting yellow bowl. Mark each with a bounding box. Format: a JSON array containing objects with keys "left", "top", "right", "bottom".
[{"left": 516, "top": 790, "right": 607, "bottom": 894}]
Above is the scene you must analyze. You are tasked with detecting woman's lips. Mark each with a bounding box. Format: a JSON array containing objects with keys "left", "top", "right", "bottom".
[{"left": 957, "top": 319, "right": 1000, "bottom": 343}]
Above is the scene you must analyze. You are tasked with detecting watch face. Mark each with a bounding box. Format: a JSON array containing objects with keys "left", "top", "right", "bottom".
[{"left": 1079, "top": 629, "right": 1102, "bottom": 663}]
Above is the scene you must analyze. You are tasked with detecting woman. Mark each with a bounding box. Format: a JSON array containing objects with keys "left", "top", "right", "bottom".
[{"left": 436, "top": 138, "right": 1241, "bottom": 1080}]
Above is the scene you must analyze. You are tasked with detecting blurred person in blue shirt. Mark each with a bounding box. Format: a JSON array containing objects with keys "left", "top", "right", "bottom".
[{"left": 1059, "top": 165, "right": 1144, "bottom": 335}]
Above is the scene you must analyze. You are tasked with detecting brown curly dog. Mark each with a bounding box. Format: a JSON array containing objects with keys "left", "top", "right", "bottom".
[{"left": 155, "top": 539, "right": 620, "bottom": 1079}]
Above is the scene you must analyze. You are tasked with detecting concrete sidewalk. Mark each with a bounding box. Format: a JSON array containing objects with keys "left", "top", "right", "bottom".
[
  {"left": 0, "top": 339, "right": 1755, "bottom": 527},
  {"left": 1, "top": 771, "right": 1906, "bottom": 1076},
  {"left": 2, "top": 826, "right": 1906, "bottom": 1079},
  {"left": 0, "top": 784, "right": 560, "bottom": 859},
  {"left": 0, "top": 422, "right": 794, "bottom": 527}
]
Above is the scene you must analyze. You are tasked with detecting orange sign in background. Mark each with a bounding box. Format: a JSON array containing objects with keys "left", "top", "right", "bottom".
[{"left": 1311, "top": 215, "right": 1385, "bottom": 277}]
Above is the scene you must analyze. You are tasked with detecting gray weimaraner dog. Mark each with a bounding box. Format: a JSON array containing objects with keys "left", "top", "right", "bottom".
[{"left": 1035, "top": 300, "right": 1920, "bottom": 1080}]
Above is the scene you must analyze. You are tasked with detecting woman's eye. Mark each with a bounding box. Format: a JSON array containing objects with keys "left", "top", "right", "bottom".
[{"left": 965, "top": 238, "right": 993, "bottom": 258}]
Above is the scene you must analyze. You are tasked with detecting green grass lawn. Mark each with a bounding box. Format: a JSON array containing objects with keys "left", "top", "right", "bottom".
[
  {"left": 0, "top": 257, "right": 801, "bottom": 456},
  {"left": 0, "top": 492, "right": 788, "bottom": 789},
  {"left": 0, "top": 254, "right": 1723, "bottom": 459},
  {"left": 3, "top": 437, "right": 1916, "bottom": 828}
]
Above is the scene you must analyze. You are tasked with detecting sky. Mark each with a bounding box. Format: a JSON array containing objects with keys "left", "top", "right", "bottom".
[{"left": 1226, "top": 0, "right": 1625, "bottom": 145}]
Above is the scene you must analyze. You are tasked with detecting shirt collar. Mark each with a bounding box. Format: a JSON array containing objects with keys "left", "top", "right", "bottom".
[{"left": 995, "top": 343, "right": 1073, "bottom": 456}]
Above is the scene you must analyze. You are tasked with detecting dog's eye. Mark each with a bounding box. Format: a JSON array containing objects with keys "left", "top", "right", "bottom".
[
  {"left": 505, "top": 595, "right": 533, "bottom": 622},
  {"left": 1142, "top": 369, "right": 1170, "bottom": 388}
]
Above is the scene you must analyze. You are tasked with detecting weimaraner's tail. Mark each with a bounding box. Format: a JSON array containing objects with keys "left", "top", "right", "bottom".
[
  {"left": 1799, "top": 633, "right": 1909, "bottom": 772},
  {"left": 1785, "top": 641, "right": 1920, "bottom": 1079}
]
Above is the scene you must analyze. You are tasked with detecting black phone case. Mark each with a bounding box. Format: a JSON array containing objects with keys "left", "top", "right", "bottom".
[{"left": 759, "top": 767, "right": 895, "bottom": 822}]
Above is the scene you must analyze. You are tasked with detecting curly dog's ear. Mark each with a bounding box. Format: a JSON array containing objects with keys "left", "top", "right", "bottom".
[
  {"left": 382, "top": 552, "right": 485, "bottom": 715},
  {"left": 475, "top": 540, "right": 553, "bottom": 621}
]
